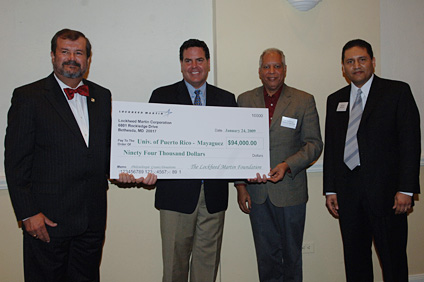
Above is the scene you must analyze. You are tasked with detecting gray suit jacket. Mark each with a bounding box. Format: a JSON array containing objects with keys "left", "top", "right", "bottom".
[{"left": 237, "top": 84, "right": 323, "bottom": 207}]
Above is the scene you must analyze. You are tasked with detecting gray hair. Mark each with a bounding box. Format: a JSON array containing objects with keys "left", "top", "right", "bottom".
[{"left": 259, "top": 48, "right": 286, "bottom": 67}]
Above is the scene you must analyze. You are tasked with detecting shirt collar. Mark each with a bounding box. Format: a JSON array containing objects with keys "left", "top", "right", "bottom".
[
  {"left": 54, "top": 74, "right": 84, "bottom": 97},
  {"left": 350, "top": 74, "right": 374, "bottom": 100},
  {"left": 263, "top": 84, "right": 283, "bottom": 99},
  {"left": 349, "top": 74, "right": 374, "bottom": 109},
  {"left": 184, "top": 80, "right": 207, "bottom": 105}
]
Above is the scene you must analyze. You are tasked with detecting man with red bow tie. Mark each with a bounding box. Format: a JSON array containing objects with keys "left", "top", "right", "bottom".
[{"left": 5, "top": 28, "right": 112, "bottom": 282}]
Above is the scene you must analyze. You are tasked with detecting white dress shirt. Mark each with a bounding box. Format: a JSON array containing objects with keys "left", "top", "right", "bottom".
[{"left": 54, "top": 74, "right": 90, "bottom": 147}]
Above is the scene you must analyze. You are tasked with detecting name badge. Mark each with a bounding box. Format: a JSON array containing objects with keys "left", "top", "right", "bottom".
[
  {"left": 337, "top": 102, "right": 349, "bottom": 112},
  {"left": 281, "top": 116, "right": 297, "bottom": 129}
]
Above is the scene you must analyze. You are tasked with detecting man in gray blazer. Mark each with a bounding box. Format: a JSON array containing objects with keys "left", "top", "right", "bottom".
[{"left": 235, "top": 48, "right": 322, "bottom": 282}]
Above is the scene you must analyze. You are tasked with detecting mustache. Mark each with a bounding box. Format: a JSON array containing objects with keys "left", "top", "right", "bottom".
[{"left": 63, "top": 60, "right": 81, "bottom": 68}]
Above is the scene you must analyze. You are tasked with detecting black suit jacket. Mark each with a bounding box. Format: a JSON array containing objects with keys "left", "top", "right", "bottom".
[
  {"left": 5, "top": 73, "right": 111, "bottom": 237},
  {"left": 149, "top": 80, "right": 237, "bottom": 214},
  {"left": 323, "top": 75, "right": 421, "bottom": 216}
]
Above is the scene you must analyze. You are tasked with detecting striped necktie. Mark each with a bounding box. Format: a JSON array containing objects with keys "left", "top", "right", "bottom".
[
  {"left": 344, "top": 89, "right": 363, "bottom": 170},
  {"left": 194, "top": 89, "right": 202, "bottom": 106}
]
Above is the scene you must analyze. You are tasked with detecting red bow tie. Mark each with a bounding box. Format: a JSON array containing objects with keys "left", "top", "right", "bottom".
[{"left": 64, "top": 85, "right": 89, "bottom": 100}]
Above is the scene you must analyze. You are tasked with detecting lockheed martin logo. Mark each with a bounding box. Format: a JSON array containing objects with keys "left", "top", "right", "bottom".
[
  {"left": 142, "top": 108, "right": 173, "bottom": 116},
  {"left": 161, "top": 109, "right": 173, "bottom": 116},
  {"left": 118, "top": 109, "right": 173, "bottom": 116}
]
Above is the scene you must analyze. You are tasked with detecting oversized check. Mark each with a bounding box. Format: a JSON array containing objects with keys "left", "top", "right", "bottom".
[{"left": 110, "top": 101, "right": 270, "bottom": 179}]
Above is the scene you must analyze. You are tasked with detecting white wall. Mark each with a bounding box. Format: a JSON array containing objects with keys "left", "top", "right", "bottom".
[
  {"left": 1, "top": 0, "right": 214, "bottom": 281},
  {"left": 380, "top": 0, "right": 424, "bottom": 155},
  {"left": 1, "top": 0, "right": 423, "bottom": 281},
  {"left": 215, "top": 0, "right": 423, "bottom": 281},
  {"left": 0, "top": 0, "right": 215, "bottom": 176},
  {"left": 380, "top": 0, "right": 424, "bottom": 275}
]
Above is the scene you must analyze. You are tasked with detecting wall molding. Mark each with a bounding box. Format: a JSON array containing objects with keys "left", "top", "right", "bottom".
[
  {"left": 409, "top": 274, "right": 424, "bottom": 282},
  {"left": 0, "top": 175, "right": 6, "bottom": 190},
  {"left": 307, "top": 157, "right": 424, "bottom": 173},
  {"left": 378, "top": 274, "right": 424, "bottom": 282}
]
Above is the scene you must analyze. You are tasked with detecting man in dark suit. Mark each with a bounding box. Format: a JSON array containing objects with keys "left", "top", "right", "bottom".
[
  {"left": 149, "top": 39, "right": 237, "bottom": 282},
  {"left": 324, "top": 39, "right": 421, "bottom": 282},
  {"left": 5, "top": 29, "right": 112, "bottom": 282},
  {"left": 235, "top": 48, "right": 323, "bottom": 282}
]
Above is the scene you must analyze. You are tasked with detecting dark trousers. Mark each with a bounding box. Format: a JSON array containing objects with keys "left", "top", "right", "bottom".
[
  {"left": 23, "top": 228, "right": 105, "bottom": 282},
  {"left": 338, "top": 168, "right": 409, "bottom": 282},
  {"left": 249, "top": 198, "right": 306, "bottom": 282}
]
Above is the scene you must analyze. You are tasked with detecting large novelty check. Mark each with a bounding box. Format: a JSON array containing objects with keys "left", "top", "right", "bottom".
[{"left": 110, "top": 101, "right": 270, "bottom": 179}]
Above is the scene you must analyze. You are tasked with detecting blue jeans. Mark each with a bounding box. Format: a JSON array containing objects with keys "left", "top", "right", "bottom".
[{"left": 249, "top": 198, "right": 306, "bottom": 282}]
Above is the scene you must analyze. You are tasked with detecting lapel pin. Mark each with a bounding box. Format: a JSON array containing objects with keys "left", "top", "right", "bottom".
[{"left": 91, "top": 98, "right": 95, "bottom": 103}]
